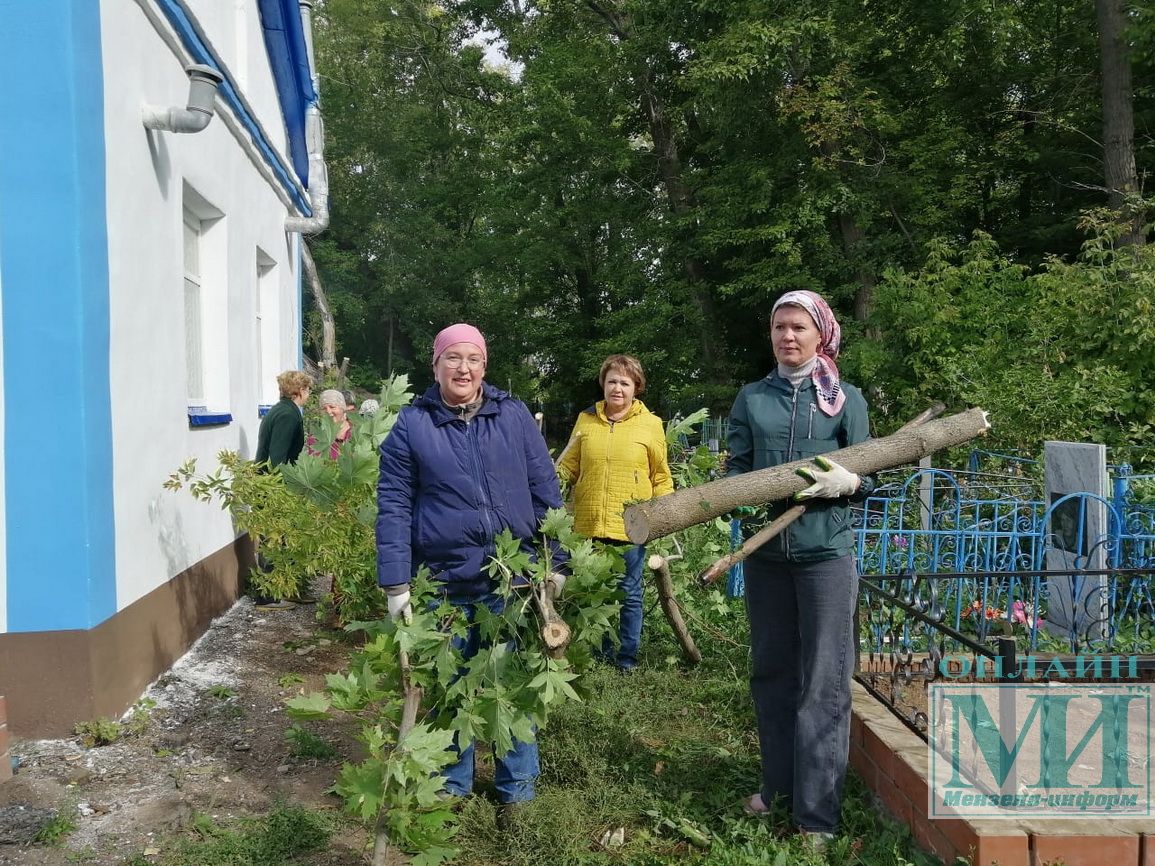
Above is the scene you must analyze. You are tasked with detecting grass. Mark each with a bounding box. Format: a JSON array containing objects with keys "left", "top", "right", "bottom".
[
  {"left": 138, "top": 802, "right": 331, "bottom": 866},
  {"left": 285, "top": 724, "right": 339, "bottom": 760},
  {"left": 446, "top": 610, "right": 940, "bottom": 866},
  {"left": 34, "top": 809, "right": 79, "bottom": 845}
]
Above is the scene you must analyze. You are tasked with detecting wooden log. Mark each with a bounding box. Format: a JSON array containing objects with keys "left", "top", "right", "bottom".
[
  {"left": 624, "top": 407, "right": 990, "bottom": 544},
  {"left": 647, "top": 554, "right": 702, "bottom": 665},
  {"left": 698, "top": 505, "right": 806, "bottom": 586},
  {"left": 534, "top": 580, "right": 572, "bottom": 659},
  {"left": 695, "top": 402, "right": 947, "bottom": 585}
]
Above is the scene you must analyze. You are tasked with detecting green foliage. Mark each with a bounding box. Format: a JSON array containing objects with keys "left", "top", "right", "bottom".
[
  {"left": 33, "top": 810, "right": 78, "bottom": 846},
  {"left": 205, "top": 685, "right": 235, "bottom": 701},
  {"left": 166, "top": 376, "right": 414, "bottom": 622},
  {"left": 150, "top": 803, "right": 330, "bottom": 866},
  {"left": 75, "top": 717, "right": 121, "bottom": 749},
  {"left": 286, "top": 514, "right": 622, "bottom": 863},
  {"left": 123, "top": 698, "right": 156, "bottom": 737},
  {"left": 847, "top": 221, "right": 1155, "bottom": 450},
  {"left": 284, "top": 724, "right": 339, "bottom": 760}
]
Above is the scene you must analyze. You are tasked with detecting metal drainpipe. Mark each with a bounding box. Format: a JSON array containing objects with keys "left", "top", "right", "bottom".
[
  {"left": 285, "top": 0, "right": 329, "bottom": 234},
  {"left": 142, "top": 64, "right": 224, "bottom": 133}
]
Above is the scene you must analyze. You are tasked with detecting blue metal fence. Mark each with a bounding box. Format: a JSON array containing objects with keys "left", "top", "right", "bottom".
[{"left": 725, "top": 462, "right": 1155, "bottom": 655}]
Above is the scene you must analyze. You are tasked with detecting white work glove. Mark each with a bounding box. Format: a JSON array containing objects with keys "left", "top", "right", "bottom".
[
  {"left": 794, "top": 456, "right": 859, "bottom": 500},
  {"left": 386, "top": 588, "right": 412, "bottom": 623},
  {"left": 545, "top": 572, "right": 567, "bottom": 598}
]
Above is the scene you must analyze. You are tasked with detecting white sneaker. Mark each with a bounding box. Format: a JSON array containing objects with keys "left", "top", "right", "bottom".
[{"left": 800, "top": 830, "right": 833, "bottom": 852}]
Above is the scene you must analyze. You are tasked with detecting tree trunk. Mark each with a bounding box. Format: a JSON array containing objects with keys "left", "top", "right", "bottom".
[
  {"left": 647, "top": 554, "right": 701, "bottom": 665},
  {"left": 301, "top": 243, "right": 338, "bottom": 369},
  {"left": 624, "top": 408, "right": 990, "bottom": 543},
  {"left": 1096, "top": 0, "right": 1145, "bottom": 246}
]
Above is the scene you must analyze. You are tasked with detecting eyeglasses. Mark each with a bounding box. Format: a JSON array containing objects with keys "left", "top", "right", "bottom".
[{"left": 440, "top": 354, "right": 485, "bottom": 370}]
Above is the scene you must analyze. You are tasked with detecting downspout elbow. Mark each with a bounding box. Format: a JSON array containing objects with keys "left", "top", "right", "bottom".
[
  {"left": 142, "top": 64, "right": 223, "bottom": 134},
  {"left": 285, "top": 103, "right": 329, "bottom": 234}
]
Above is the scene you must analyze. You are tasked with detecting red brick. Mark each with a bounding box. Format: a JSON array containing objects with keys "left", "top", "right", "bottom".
[
  {"left": 912, "top": 814, "right": 960, "bottom": 863},
  {"left": 932, "top": 818, "right": 1030, "bottom": 866},
  {"left": 892, "top": 749, "right": 930, "bottom": 812},
  {"left": 863, "top": 723, "right": 898, "bottom": 780},
  {"left": 875, "top": 777, "right": 914, "bottom": 826},
  {"left": 970, "top": 833, "right": 1030, "bottom": 866},
  {"left": 1142, "top": 834, "right": 1154, "bottom": 866},
  {"left": 1030, "top": 833, "right": 1140, "bottom": 866},
  {"left": 851, "top": 714, "right": 864, "bottom": 748},
  {"left": 849, "top": 743, "right": 879, "bottom": 790}
]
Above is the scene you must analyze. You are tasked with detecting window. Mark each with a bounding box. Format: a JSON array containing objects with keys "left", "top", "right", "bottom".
[
  {"left": 182, "top": 184, "right": 231, "bottom": 425},
  {"left": 255, "top": 247, "right": 278, "bottom": 406},
  {"left": 183, "top": 210, "right": 205, "bottom": 405}
]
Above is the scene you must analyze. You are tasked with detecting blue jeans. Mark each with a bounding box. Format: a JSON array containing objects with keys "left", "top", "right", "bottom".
[
  {"left": 743, "top": 554, "right": 858, "bottom": 833},
  {"left": 602, "top": 544, "right": 646, "bottom": 669},
  {"left": 440, "top": 591, "right": 539, "bottom": 804}
]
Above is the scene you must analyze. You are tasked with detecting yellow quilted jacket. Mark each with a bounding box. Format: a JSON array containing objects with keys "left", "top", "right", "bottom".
[{"left": 556, "top": 399, "right": 674, "bottom": 542}]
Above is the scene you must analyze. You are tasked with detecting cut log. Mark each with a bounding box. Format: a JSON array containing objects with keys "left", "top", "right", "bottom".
[
  {"left": 624, "top": 407, "right": 989, "bottom": 544},
  {"left": 696, "top": 402, "right": 947, "bottom": 584},
  {"left": 647, "top": 554, "right": 702, "bottom": 665},
  {"left": 535, "top": 581, "right": 572, "bottom": 659}
]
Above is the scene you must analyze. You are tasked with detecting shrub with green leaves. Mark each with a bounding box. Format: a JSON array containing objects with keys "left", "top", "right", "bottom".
[{"left": 166, "top": 375, "right": 414, "bottom": 622}]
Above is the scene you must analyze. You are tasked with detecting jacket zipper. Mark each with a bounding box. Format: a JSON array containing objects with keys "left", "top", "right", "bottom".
[
  {"left": 465, "top": 418, "right": 495, "bottom": 545},
  {"left": 808, "top": 402, "right": 816, "bottom": 439},
  {"left": 601, "top": 419, "right": 615, "bottom": 536},
  {"left": 785, "top": 386, "right": 800, "bottom": 560}
]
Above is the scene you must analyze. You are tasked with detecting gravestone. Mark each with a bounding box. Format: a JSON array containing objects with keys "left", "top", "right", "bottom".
[{"left": 1043, "top": 441, "right": 1108, "bottom": 640}]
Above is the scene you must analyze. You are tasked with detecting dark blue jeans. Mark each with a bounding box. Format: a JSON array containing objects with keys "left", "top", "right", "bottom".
[
  {"left": 602, "top": 544, "right": 646, "bottom": 669},
  {"left": 743, "top": 554, "right": 858, "bottom": 833},
  {"left": 440, "top": 591, "right": 539, "bottom": 804}
]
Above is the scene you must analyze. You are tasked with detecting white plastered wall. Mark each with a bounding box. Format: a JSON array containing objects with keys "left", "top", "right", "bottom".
[{"left": 102, "top": 0, "right": 304, "bottom": 614}]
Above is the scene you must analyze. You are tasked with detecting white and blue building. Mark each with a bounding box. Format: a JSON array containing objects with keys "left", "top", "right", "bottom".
[{"left": 0, "top": 0, "right": 324, "bottom": 735}]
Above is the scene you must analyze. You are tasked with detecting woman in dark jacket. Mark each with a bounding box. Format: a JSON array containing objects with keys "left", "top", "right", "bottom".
[
  {"left": 725, "top": 291, "right": 873, "bottom": 849},
  {"left": 375, "top": 323, "right": 565, "bottom": 807}
]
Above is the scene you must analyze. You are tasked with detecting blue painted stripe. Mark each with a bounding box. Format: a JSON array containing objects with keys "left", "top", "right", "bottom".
[
  {"left": 153, "top": 0, "right": 312, "bottom": 215},
  {"left": 0, "top": 1, "right": 117, "bottom": 631}
]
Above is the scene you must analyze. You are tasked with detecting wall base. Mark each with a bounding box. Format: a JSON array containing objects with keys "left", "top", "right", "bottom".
[{"left": 0, "top": 536, "right": 253, "bottom": 737}]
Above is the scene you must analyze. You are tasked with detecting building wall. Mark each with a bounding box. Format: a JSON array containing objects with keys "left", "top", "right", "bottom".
[
  {"left": 102, "top": 0, "right": 303, "bottom": 616},
  {"left": 0, "top": 0, "right": 310, "bottom": 734}
]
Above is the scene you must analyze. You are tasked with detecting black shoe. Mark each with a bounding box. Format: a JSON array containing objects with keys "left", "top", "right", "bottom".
[
  {"left": 496, "top": 801, "right": 527, "bottom": 832},
  {"left": 252, "top": 595, "right": 297, "bottom": 610}
]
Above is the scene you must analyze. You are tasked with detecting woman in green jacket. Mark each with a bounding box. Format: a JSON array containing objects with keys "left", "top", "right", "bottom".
[
  {"left": 557, "top": 354, "right": 673, "bottom": 670},
  {"left": 725, "top": 291, "right": 873, "bottom": 848}
]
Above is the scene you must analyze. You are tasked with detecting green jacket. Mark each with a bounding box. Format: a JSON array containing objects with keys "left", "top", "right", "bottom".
[
  {"left": 725, "top": 372, "right": 874, "bottom": 562},
  {"left": 255, "top": 397, "right": 305, "bottom": 467}
]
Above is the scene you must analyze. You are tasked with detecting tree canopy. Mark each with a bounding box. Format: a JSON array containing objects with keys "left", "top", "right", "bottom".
[{"left": 308, "top": 0, "right": 1155, "bottom": 454}]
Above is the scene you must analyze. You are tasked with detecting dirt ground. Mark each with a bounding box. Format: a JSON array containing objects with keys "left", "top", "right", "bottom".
[{"left": 0, "top": 595, "right": 371, "bottom": 865}]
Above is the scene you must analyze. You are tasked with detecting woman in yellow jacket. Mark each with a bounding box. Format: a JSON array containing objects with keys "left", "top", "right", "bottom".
[{"left": 557, "top": 354, "right": 673, "bottom": 670}]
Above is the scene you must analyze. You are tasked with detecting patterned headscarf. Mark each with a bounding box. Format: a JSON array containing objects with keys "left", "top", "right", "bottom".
[{"left": 771, "top": 290, "right": 845, "bottom": 417}]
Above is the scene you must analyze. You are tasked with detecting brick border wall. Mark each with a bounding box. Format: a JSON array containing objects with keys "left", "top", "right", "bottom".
[
  {"left": 0, "top": 696, "right": 11, "bottom": 783},
  {"left": 848, "top": 680, "right": 1155, "bottom": 866}
]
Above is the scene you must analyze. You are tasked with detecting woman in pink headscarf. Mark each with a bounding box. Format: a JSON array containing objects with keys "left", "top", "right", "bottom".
[
  {"left": 375, "top": 323, "right": 566, "bottom": 815},
  {"left": 724, "top": 290, "right": 874, "bottom": 848}
]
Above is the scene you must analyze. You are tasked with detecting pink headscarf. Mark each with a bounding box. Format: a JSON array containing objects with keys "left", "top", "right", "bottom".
[
  {"left": 771, "top": 290, "right": 845, "bottom": 416},
  {"left": 432, "top": 323, "right": 488, "bottom": 364}
]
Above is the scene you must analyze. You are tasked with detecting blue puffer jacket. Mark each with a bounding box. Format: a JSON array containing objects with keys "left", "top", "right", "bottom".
[{"left": 376, "top": 382, "right": 565, "bottom": 596}]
